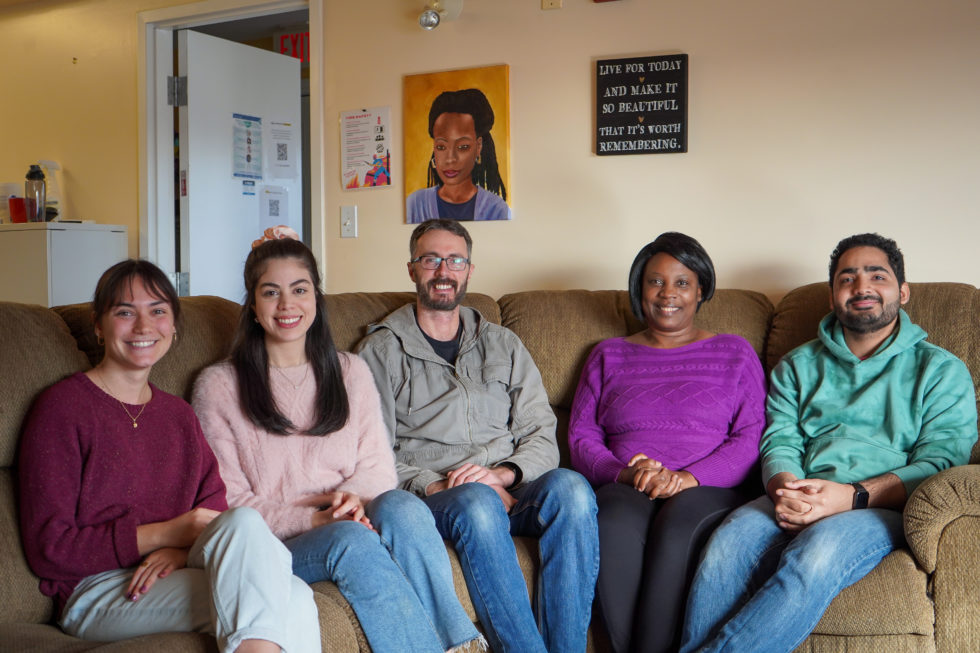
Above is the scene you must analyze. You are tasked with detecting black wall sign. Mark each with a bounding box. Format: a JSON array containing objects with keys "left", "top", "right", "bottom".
[{"left": 595, "top": 53, "right": 688, "bottom": 155}]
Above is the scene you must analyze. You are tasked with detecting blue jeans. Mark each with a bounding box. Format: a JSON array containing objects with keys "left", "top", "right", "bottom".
[
  {"left": 679, "top": 495, "right": 905, "bottom": 653},
  {"left": 285, "top": 489, "right": 479, "bottom": 653},
  {"left": 424, "top": 468, "right": 599, "bottom": 653},
  {"left": 61, "top": 507, "right": 319, "bottom": 653}
]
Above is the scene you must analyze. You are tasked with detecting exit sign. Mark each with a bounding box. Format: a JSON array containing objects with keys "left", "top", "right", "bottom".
[{"left": 274, "top": 31, "right": 310, "bottom": 63}]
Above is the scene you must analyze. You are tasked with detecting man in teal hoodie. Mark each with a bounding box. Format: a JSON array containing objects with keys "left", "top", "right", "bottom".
[{"left": 680, "top": 233, "right": 977, "bottom": 653}]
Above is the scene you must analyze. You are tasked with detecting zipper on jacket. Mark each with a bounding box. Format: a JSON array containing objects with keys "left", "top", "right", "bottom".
[{"left": 453, "top": 366, "right": 473, "bottom": 444}]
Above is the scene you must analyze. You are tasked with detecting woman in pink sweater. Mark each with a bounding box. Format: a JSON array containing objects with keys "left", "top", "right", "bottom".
[
  {"left": 193, "top": 236, "right": 480, "bottom": 653},
  {"left": 18, "top": 259, "right": 318, "bottom": 652}
]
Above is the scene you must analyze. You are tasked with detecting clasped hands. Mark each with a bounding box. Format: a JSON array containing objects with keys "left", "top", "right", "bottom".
[
  {"left": 767, "top": 472, "right": 854, "bottom": 531},
  {"left": 619, "top": 453, "right": 698, "bottom": 499},
  {"left": 426, "top": 463, "right": 517, "bottom": 512},
  {"left": 311, "top": 490, "right": 374, "bottom": 531}
]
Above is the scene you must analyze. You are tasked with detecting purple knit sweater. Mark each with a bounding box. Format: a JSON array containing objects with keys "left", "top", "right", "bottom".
[
  {"left": 17, "top": 373, "right": 227, "bottom": 614},
  {"left": 568, "top": 334, "right": 766, "bottom": 488}
]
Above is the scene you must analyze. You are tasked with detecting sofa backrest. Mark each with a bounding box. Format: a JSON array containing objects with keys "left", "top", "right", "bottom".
[
  {"left": 54, "top": 296, "right": 241, "bottom": 401},
  {"left": 0, "top": 302, "right": 89, "bottom": 625},
  {"left": 325, "top": 292, "right": 500, "bottom": 353},
  {"left": 499, "top": 288, "right": 774, "bottom": 465},
  {"left": 1, "top": 281, "right": 976, "bottom": 625},
  {"left": 770, "top": 282, "right": 980, "bottom": 462}
]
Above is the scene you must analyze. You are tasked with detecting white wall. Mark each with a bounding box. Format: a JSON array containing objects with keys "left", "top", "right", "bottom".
[
  {"left": 321, "top": 0, "right": 980, "bottom": 301},
  {"left": 1, "top": 0, "right": 977, "bottom": 302}
]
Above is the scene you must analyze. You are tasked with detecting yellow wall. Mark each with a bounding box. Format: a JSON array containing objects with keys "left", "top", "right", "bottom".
[
  {"left": 0, "top": 0, "right": 192, "bottom": 253},
  {"left": 2, "top": 0, "right": 978, "bottom": 300},
  {"left": 322, "top": 0, "right": 980, "bottom": 300}
]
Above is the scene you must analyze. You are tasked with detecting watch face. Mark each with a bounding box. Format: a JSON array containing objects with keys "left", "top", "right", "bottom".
[{"left": 852, "top": 483, "right": 870, "bottom": 509}]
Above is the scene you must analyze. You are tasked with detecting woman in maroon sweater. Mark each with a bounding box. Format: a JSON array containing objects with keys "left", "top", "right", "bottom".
[{"left": 17, "top": 260, "right": 319, "bottom": 653}]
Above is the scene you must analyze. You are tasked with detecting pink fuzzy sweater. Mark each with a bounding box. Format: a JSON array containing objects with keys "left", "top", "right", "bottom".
[{"left": 192, "top": 353, "right": 397, "bottom": 540}]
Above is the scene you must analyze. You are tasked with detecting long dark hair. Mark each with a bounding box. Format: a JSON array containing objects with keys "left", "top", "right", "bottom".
[
  {"left": 231, "top": 238, "right": 349, "bottom": 435},
  {"left": 425, "top": 88, "right": 507, "bottom": 201}
]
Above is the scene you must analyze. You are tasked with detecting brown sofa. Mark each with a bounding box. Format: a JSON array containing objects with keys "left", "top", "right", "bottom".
[{"left": 1, "top": 282, "right": 977, "bottom": 652}]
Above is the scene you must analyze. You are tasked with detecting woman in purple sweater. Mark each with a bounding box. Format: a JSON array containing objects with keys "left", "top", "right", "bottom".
[
  {"left": 569, "top": 233, "right": 766, "bottom": 653},
  {"left": 17, "top": 260, "right": 318, "bottom": 652}
]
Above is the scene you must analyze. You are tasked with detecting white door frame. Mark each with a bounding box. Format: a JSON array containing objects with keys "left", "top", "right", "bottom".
[{"left": 137, "top": 0, "right": 325, "bottom": 280}]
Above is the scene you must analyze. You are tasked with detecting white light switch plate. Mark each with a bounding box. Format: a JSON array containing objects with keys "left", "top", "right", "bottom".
[{"left": 341, "top": 205, "right": 357, "bottom": 238}]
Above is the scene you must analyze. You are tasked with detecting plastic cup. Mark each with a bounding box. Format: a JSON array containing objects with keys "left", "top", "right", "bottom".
[{"left": 8, "top": 197, "right": 27, "bottom": 223}]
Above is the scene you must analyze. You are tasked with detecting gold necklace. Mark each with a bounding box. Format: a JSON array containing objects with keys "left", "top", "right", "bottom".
[
  {"left": 96, "top": 369, "right": 149, "bottom": 428},
  {"left": 273, "top": 363, "right": 310, "bottom": 391}
]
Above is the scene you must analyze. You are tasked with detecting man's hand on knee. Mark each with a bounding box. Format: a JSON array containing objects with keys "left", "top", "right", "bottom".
[
  {"left": 436, "top": 464, "right": 518, "bottom": 512},
  {"left": 773, "top": 479, "right": 853, "bottom": 531}
]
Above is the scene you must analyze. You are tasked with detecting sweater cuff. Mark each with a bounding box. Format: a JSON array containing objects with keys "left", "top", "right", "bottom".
[
  {"left": 113, "top": 513, "right": 142, "bottom": 568},
  {"left": 761, "top": 460, "right": 805, "bottom": 486},
  {"left": 497, "top": 461, "right": 523, "bottom": 489},
  {"left": 407, "top": 469, "right": 445, "bottom": 498},
  {"left": 591, "top": 457, "right": 624, "bottom": 487}
]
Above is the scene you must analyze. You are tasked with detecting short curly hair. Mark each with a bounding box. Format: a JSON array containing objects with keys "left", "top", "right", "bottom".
[{"left": 828, "top": 233, "right": 905, "bottom": 286}]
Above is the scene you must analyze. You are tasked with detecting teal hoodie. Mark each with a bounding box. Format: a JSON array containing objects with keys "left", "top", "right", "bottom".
[{"left": 761, "top": 309, "right": 977, "bottom": 496}]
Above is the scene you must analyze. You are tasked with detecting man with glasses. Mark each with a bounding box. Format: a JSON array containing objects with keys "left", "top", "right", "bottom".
[{"left": 357, "top": 219, "right": 598, "bottom": 653}]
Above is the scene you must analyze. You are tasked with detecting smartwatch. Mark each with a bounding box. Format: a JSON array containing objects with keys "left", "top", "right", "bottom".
[{"left": 851, "top": 482, "right": 869, "bottom": 509}]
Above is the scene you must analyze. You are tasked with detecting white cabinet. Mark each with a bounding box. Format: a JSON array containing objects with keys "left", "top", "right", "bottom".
[{"left": 0, "top": 223, "right": 128, "bottom": 307}]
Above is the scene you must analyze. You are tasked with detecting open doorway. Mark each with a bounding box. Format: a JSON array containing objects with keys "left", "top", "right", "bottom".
[
  {"left": 170, "top": 12, "right": 309, "bottom": 299},
  {"left": 137, "top": 0, "right": 325, "bottom": 298},
  {"left": 185, "top": 9, "right": 312, "bottom": 248}
]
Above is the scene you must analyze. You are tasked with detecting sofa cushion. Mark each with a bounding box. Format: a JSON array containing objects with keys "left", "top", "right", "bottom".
[
  {"left": 0, "top": 623, "right": 216, "bottom": 652},
  {"left": 0, "top": 469, "right": 52, "bottom": 625},
  {"left": 325, "top": 292, "right": 499, "bottom": 353},
  {"left": 0, "top": 302, "right": 89, "bottom": 468},
  {"left": 812, "top": 549, "right": 933, "bottom": 636}
]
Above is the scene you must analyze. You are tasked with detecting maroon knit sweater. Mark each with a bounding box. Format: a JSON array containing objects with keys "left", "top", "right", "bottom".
[{"left": 17, "top": 372, "right": 227, "bottom": 614}]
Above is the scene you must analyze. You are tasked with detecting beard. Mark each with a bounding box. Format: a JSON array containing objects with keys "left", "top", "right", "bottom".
[
  {"left": 417, "top": 276, "right": 468, "bottom": 311},
  {"left": 835, "top": 295, "right": 901, "bottom": 334}
]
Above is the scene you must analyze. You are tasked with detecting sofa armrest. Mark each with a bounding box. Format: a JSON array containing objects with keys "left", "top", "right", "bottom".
[{"left": 903, "top": 464, "right": 980, "bottom": 573}]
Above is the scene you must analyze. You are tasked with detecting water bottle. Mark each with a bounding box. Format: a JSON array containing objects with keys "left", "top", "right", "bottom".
[{"left": 25, "top": 164, "right": 46, "bottom": 222}]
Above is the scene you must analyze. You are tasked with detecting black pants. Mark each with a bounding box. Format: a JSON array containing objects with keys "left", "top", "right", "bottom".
[{"left": 595, "top": 483, "right": 749, "bottom": 653}]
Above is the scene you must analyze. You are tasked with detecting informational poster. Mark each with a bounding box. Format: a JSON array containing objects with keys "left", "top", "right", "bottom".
[
  {"left": 232, "top": 113, "right": 263, "bottom": 179},
  {"left": 595, "top": 54, "right": 688, "bottom": 155},
  {"left": 267, "top": 120, "right": 299, "bottom": 179},
  {"left": 259, "top": 185, "right": 288, "bottom": 229},
  {"left": 340, "top": 106, "right": 392, "bottom": 190}
]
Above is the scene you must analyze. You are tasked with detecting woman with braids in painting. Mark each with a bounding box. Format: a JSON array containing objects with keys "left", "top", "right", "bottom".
[{"left": 407, "top": 87, "right": 511, "bottom": 222}]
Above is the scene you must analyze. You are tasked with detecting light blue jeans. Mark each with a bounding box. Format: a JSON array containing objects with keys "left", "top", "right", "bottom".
[
  {"left": 61, "top": 507, "right": 319, "bottom": 653},
  {"left": 285, "top": 489, "right": 479, "bottom": 653},
  {"left": 424, "top": 468, "right": 600, "bottom": 653},
  {"left": 679, "top": 494, "right": 905, "bottom": 653}
]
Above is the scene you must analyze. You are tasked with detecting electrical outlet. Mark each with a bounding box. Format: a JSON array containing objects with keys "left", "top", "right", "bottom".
[
  {"left": 340, "top": 205, "right": 358, "bottom": 238},
  {"left": 542, "top": 0, "right": 562, "bottom": 9}
]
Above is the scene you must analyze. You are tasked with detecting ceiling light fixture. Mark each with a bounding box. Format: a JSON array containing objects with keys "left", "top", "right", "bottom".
[{"left": 419, "top": 0, "right": 463, "bottom": 30}]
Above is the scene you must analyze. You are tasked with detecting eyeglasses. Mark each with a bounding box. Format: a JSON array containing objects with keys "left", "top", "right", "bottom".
[{"left": 410, "top": 255, "right": 471, "bottom": 271}]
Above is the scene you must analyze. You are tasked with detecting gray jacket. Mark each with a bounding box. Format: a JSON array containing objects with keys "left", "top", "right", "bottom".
[{"left": 355, "top": 304, "right": 559, "bottom": 497}]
